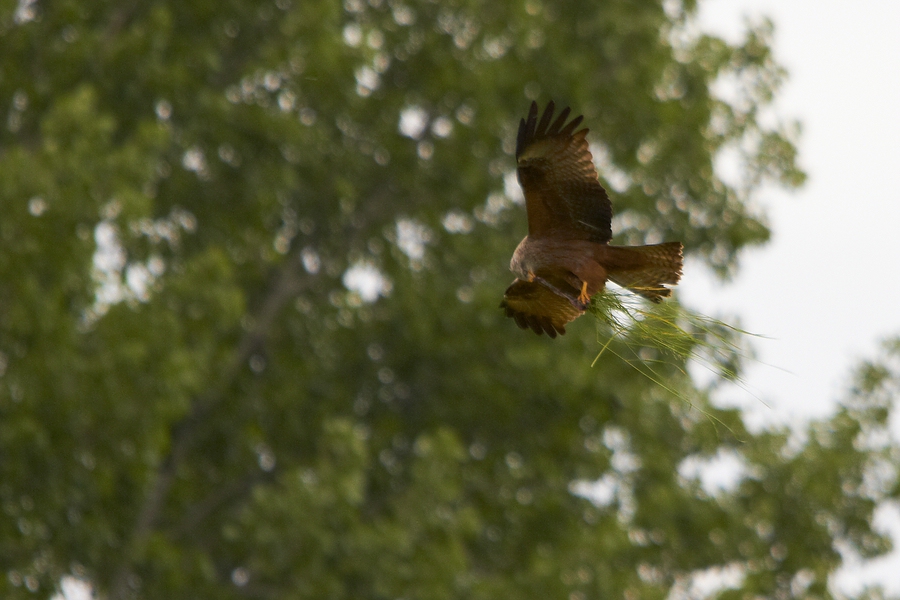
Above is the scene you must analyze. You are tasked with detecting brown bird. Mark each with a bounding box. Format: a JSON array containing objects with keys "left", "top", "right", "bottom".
[{"left": 500, "top": 101, "right": 683, "bottom": 337}]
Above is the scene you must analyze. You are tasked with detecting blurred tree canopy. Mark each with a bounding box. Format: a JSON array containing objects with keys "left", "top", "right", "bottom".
[{"left": 0, "top": 0, "right": 897, "bottom": 599}]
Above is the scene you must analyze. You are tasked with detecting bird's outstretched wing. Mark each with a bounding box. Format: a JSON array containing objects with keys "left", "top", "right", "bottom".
[
  {"left": 516, "top": 101, "right": 612, "bottom": 243},
  {"left": 499, "top": 272, "right": 587, "bottom": 338}
]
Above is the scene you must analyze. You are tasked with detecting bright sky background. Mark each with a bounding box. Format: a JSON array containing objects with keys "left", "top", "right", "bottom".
[{"left": 684, "top": 1, "right": 900, "bottom": 595}]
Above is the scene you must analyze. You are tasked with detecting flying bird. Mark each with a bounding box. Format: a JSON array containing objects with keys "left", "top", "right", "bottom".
[{"left": 500, "top": 101, "right": 683, "bottom": 337}]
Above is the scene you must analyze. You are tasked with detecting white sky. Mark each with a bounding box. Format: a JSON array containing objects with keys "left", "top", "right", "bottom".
[
  {"left": 685, "top": 1, "right": 900, "bottom": 595},
  {"left": 686, "top": 0, "right": 900, "bottom": 425}
]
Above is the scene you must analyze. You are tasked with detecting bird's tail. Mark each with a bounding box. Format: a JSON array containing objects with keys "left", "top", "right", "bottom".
[{"left": 602, "top": 242, "right": 683, "bottom": 302}]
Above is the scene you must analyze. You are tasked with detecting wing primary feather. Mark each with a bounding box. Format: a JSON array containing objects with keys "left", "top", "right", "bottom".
[
  {"left": 547, "top": 106, "right": 571, "bottom": 136},
  {"left": 516, "top": 101, "right": 539, "bottom": 158},
  {"left": 516, "top": 118, "right": 527, "bottom": 156},
  {"left": 542, "top": 318, "right": 559, "bottom": 338},
  {"left": 516, "top": 102, "right": 588, "bottom": 156},
  {"left": 559, "top": 116, "right": 584, "bottom": 138},
  {"left": 535, "top": 100, "right": 555, "bottom": 137},
  {"left": 527, "top": 100, "right": 539, "bottom": 125}
]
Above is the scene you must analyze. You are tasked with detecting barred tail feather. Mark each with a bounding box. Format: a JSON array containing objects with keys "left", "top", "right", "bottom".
[{"left": 604, "top": 242, "right": 683, "bottom": 302}]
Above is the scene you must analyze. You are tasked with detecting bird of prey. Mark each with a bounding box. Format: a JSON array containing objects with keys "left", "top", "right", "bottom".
[{"left": 500, "top": 101, "right": 683, "bottom": 337}]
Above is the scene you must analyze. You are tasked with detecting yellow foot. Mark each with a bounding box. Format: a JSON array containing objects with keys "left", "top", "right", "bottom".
[{"left": 577, "top": 280, "right": 590, "bottom": 305}]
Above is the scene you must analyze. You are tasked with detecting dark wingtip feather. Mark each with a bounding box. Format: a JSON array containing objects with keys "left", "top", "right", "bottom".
[
  {"left": 559, "top": 114, "right": 584, "bottom": 137},
  {"left": 516, "top": 100, "right": 588, "bottom": 158},
  {"left": 516, "top": 118, "right": 527, "bottom": 159},
  {"left": 535, "top": 101, "right": 556, "bottom": 137},
  {"left": 517, "top": 101, "right": 541, "bottom": 158},
  {"left": 547, "top": 106, "right": 571, "bottom": 136}
]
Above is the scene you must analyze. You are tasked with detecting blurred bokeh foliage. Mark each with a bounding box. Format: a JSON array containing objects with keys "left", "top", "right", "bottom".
[{"left": 0, "top": 0, "right": 896, "bottom": 598}]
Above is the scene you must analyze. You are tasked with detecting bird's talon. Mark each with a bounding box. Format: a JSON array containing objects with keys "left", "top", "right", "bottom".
[{"left": 577, "top": 281, "right": 590, "bottom": 305}]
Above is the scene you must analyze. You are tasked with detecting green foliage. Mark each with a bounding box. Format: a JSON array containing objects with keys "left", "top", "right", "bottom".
[{"left": 0, "top": 1, "right": 896, "bottom": 599}]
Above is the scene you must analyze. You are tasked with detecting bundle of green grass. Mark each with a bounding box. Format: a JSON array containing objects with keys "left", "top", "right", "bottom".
[{"left": 588, "top": 289, "right": 759, "bottom": 412}]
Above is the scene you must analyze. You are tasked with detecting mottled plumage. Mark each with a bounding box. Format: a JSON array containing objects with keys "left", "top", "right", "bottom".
[{"left": 500, "top": 101, "right": 683, "bottom": 337}]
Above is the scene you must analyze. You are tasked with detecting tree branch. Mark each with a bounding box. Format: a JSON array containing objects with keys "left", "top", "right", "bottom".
[
  {"left": 109, "top": 252, "right": 310, "bottom": 599},
  {"left": 173, "top": 469, "right": 276, "bottom": 540}
]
